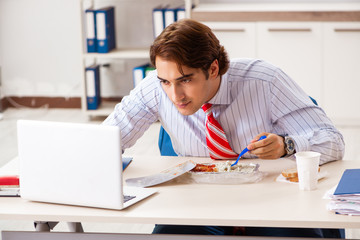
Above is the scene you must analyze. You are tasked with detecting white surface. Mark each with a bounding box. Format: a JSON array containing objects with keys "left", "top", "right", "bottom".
[
  {"left": 1, "top": 156, "right": 360, "bottom": 229},
  {"left": 83, "top": 49, "right": 149, "bottom": 60},
  {"left": 204, "top": 22, "right": 257, "bottom": 59},
  {"left": 0, "top": 0, "right": 82, "bottom": 97},
  {"left": 0, "top": 157, "right": 18, "bottom": 176},
  {"left": 17, "top": 120, "right": 124, "bottom": 209},
  {"left": 322, "top": 22, "right": 360, "bottom": 122},
  {"left": 193, "top": 2, "right": 360, "bottom": 12}
]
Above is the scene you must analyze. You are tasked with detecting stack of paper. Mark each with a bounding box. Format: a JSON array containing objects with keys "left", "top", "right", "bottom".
[
  {"left": 0, "top": 158, "right": 20, "bottom": 197},
  {"left": 327, "top": 169, "right": 360, "bottom": 216}
]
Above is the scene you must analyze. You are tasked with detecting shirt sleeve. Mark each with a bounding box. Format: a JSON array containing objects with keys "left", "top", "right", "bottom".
[
  {"left": 102, "top": 73, "right": 160, "bottom": 151},
  {"left": 269, "top": 68, "right": 345, "bottom": 165}
]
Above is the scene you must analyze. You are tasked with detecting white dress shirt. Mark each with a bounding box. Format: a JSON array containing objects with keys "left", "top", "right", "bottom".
[{"left": 103, "top": 58, "right": 345, "bottom": 164}]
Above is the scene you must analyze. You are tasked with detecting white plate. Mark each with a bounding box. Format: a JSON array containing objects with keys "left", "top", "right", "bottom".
[
  {"left": 187, "top": 163, "right": 265, "bottom": 184},
  {"left": 125, "top": 160, "right": 196, "bottom": 187}
]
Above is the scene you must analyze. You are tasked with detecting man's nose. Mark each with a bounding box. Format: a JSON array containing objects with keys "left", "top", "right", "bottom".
[{"left": 171, "top": 85, "right": 185, "bottom": 102}]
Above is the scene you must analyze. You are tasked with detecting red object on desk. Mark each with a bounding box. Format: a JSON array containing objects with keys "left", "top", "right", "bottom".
[{"left": 0, "top": 175, "right": 20, "bottom": 186}]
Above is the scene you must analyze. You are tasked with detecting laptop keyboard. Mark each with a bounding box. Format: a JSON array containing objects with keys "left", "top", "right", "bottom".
[{"left": 124, "top": 195, "right": 136, "bottom": 203}]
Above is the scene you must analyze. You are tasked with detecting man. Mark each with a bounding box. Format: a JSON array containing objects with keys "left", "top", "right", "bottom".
[{"left": 103, "top": 19, "right": 345, "bottom": 237}]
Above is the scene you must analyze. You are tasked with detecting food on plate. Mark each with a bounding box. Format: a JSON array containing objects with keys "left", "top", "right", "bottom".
[
  {"left": 191, "top": 161, "right": 258, "bottom": 173},
  {"left": 192, "top": 164, "right": 218, "bottom": 172},
  {"left": 288, "top": 176, "right": 299, "bottom": 182},
  {"left": 281, "top": 168, "right": 298, "bottom": 178},
  {"left": 281, "top": 167, "right": 320, "bottom": 182},
  {"left": 188, "top": 162, "right": 262, "bottom": 184}
]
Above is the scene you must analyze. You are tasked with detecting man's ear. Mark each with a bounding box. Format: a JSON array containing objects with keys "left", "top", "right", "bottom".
[{"left": 209, "top": 59, "right": 219, "bottom": 78}]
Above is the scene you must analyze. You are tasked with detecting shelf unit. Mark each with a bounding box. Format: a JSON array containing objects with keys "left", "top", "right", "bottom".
[
  {"left": 80, "top": 49, "right": 150, "bottom": 117},
  {"left": 84, "top": 48, "right": 149, "bottom": 60},
  {"left": 79, "top": 0, "right": 194, "bottom": 118}
]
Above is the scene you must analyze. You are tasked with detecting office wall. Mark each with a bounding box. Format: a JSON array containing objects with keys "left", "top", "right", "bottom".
[
  {"left": 0, "top": 0, "right": 183, "bottom": 99},
  {"left": 0, "top": 0, "right": 82, "bottom": 98},
  {"left": 200, "top": 0, "right": 360, "bottom": 2}
]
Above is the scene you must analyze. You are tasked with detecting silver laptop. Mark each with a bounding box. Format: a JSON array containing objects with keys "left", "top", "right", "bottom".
[{"left": 17, "top": 120, "right": 157, "bottom": 210}]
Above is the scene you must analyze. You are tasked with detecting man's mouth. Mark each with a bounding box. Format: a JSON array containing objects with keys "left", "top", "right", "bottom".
[{"left": 176, "top": 101, "right": 190, "bottom": 109}]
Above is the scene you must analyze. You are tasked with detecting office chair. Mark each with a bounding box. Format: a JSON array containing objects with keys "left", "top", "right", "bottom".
[{"left": 158, "top": 126, "right": 177, "bottom": 156}]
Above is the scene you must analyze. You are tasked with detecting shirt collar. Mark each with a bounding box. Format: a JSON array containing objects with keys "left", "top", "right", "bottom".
[{"left": 207, "top": 75, "right": 230, "bottom": 105}]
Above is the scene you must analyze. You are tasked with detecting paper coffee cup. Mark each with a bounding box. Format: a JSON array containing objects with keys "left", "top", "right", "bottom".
[{"left": 295, "top": 151, "right": 321, "bottom": 191}]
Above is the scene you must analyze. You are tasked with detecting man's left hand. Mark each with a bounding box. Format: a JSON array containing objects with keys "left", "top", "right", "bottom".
[{"left": 247, "top": 132, "right": 286, "bottom": 159}]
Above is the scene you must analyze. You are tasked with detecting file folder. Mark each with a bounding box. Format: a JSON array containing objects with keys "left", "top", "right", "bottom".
[
  {"left": 334, "top": 169, "right": 360, "bottom": 195},
  {"left": 96, "top": 7, "right": 116, "bottom": 53},
  {"left": 153, "top": 6, "right": 166, "bottom": 38},
  {"left": 145, "top": 65, "right": 155, "bottom": 76},
  {"left": 164, "top": 6, "right": 177, "bottom": 28},
  {"left": 133, "top": 64, "right": 147, "bottom": 88},
  {"left": 176, "top": 6, "right": 186, "bottom": 21},
  {"left": 85, "top": 9, "right": 97, "bottom": 53},
  {"left": 133, "top": 64, "right": 154, "bottom": 87},
  {"left": 85, "top": 65, "right": 101, "bottom": 110}
]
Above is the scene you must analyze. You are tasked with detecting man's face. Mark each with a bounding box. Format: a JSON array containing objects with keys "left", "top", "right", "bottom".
[{"left": 156, "top": 57, "right": 220, "bottom": 116}]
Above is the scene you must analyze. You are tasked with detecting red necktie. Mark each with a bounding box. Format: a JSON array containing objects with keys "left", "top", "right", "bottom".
[{"left": 202, "top": 103, "right": 238, "bottom": 159}]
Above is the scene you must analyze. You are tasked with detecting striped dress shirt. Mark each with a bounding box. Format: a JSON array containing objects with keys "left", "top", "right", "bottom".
[{"left": 103, "top": 59, "right": 345, "bottom": 165}]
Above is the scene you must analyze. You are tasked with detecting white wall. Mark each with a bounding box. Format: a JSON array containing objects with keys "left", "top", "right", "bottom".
[
  {"left": 0, "top": 0, "right": 183, "bottom": 98},
  {"left": 0, "top": 0, "right": 83, "bottom": 97}
]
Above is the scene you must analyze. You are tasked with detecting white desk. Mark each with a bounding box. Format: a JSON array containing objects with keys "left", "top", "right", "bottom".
[{"left": 0, "top": 156, "right": 359, "bottom": 230}]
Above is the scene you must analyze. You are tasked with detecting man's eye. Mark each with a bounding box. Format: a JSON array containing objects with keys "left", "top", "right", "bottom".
[
  {"left": 182, "top": 79, "right": 191, "bottom": 83},
  {"left": 160, "top": 80, "right": 170, "bottom": 85}
]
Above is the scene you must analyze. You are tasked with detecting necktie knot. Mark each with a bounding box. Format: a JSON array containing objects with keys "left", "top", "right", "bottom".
[{"left": 201, "top": 103, "right": 212, "bottom": 116}]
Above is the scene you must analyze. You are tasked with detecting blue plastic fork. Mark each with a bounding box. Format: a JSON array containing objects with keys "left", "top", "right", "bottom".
[{"left": 231, "top": 135, "right": 267, "bottom": 167}]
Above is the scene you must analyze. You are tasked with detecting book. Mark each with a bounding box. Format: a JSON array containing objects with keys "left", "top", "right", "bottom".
[
  {"left": 0, "top": 175, "right": 20, "bottom": 197},
  {"left": 85, "top": 65, "right": 101, "bottom": 110},
  {"left": 85, "top": 9, "right": 97, "bottom": 53},
  {"left": 96, "top": 7, "right": 116, "bottom": 53},
  {"left": 133, "top": 64, "right": 155, "bottom": 87},
  {"left": 0, "top": 175, "right": 19, "bottom": 187},
  {"left": 334, "top": 169, "right": 360, "bottom": 195}
]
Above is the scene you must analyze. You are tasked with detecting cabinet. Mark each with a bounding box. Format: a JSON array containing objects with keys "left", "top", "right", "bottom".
[
  {"left": 204, "top": 22, "right": 257, "bottom": 59},
  {"left": 323, "top": 22, "right": 360, "bottom": 122},
  {"left": 257, "top": 22, "right": 323, "bottom": 105},
  {"left": 79, "top": 0, "right": 193, "bottom": 117}
]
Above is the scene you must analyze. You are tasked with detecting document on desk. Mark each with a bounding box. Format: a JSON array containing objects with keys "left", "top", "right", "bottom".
[
  {"left": 0, "top": 188, "right": 20, "bottom": 197},
  {"left": 126, "top": 160, "right": 196, "bottom": 187},
  {"left": 326, "top": 169, "right": 360, "bottom": 216},
  {"left": 334, "top": 169, "right": 360, "bottom": 195}
]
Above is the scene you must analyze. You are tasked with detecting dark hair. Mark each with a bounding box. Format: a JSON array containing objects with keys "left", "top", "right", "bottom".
[{"left": 150, "top": 19, "right": 229, "bottom": 79}]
